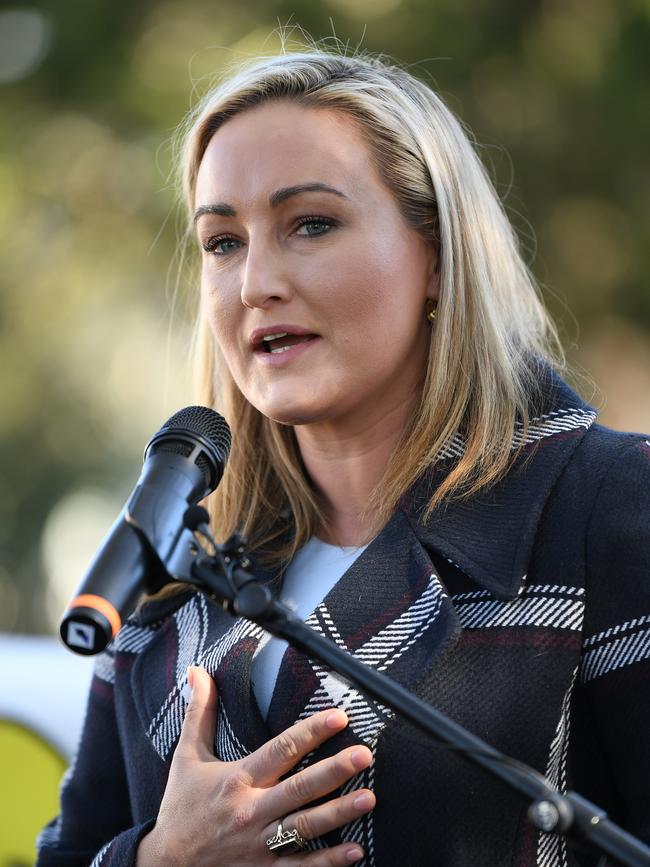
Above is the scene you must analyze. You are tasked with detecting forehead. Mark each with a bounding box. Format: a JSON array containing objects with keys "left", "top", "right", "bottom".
[{"left": 195, "top": 102, "right": 375, "bottom": 204}]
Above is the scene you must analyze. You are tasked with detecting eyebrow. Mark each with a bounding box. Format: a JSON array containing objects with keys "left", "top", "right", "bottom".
[{"left": 193, "top": 183, "right": 347, "bottom": 223}]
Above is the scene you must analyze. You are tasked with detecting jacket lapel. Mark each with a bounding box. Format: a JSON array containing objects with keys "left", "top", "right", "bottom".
[
  {"left": 266, "top": 508, "right": 461, "bottom": 744},
  {"left": 403, "top": 370, "right": 597, "bottom": 599}
]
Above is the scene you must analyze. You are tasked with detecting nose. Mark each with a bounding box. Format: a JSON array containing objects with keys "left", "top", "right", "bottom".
[{"left": 240, "top": 237, "right": 293, "bottom": 310}]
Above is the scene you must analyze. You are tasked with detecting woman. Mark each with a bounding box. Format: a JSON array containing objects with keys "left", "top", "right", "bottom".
[{"left": 38, "top": 50, "right": 650, "bottom": 866}]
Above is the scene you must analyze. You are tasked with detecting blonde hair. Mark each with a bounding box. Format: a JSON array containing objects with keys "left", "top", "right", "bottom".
[{"left": 177, "top": 49, "right": 562, "bottom": 561}]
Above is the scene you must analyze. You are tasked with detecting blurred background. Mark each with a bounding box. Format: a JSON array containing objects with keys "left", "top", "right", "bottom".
[
  {"left": 0, "top": 0, "right": 649, "bottom": 860},
  {"left": 3, "top": 0, "right": 650, "bottom": 639}
]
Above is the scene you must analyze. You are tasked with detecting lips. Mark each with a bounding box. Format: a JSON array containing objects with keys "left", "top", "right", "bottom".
[
  {"left": 262, "top": 333, "right": 317, "bottom": 353},
  {"left": 249, "top": 326, "right": 320, "bottom": 354}
]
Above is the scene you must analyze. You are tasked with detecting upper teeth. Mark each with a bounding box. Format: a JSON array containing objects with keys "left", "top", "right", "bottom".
[{"left": 262, "top": 332, "right": 289, "bottom": 342}]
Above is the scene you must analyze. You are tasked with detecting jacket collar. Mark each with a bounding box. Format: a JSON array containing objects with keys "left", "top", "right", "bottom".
[{"left": 401, "top": 367, "right": 596, "bottom": 600}]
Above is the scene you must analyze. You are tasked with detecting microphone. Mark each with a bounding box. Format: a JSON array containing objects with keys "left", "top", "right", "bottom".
[{"left": 60, "top": 406, "right": 231, "bottom": 655}]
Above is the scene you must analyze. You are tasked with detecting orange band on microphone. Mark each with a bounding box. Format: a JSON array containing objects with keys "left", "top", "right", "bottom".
[{"left": 68, "top": 594, "right": 122, "bottom": 637}]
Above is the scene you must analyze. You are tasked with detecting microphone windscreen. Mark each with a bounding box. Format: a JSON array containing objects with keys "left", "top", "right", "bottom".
[
  {"left": 161, "top": 405, "right": 231, "bottom": 461},
  {"left": 147, "top": 406, "right": 232, "bottom": 490}
]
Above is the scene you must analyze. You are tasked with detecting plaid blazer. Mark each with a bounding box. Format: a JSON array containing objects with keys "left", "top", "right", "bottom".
[{"left": 37, "top": 370, "right": 650, "bottom": 867}]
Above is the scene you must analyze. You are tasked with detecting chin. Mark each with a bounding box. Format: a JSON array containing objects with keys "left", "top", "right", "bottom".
[
  {"left": 254, "top": 396, "right": 331, "bottom": 427},
  {"left": 264, "top": 407, "right": 326, "bottom": 427}
]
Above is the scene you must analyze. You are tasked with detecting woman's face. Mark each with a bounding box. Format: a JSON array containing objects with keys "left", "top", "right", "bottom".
[{"left": 194, "top": 101, "right": 437, "bottom": 430}]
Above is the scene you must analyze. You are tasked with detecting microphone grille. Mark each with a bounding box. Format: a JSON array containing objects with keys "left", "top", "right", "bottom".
[{"left": 161, "top": 405, "right": 232, "bottom": 464}]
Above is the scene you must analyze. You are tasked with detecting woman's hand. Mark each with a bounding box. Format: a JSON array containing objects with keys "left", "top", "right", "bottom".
[{"left": 136, "top": 666, "right": 375, "bottom": 866}]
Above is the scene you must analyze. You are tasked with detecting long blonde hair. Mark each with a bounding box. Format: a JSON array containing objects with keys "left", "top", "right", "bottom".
[{"left": 177, "top": 49, "right": 562, "bottom": 560}]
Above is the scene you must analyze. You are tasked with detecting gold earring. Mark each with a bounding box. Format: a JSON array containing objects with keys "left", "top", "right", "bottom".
[{"left": 425, "top": 298, "right": 437, "bottom": 323}]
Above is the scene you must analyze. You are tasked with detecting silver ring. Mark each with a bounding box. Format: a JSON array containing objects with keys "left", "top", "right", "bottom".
[{"left": 266, "top": 820, "right": 308, "bottom": 855}]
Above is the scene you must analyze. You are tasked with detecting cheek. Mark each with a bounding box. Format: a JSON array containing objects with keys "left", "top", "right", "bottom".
[
  {"left": 320, "top": 242, "right": 391, "bottom": 313},
  {"left": 201, "top": 304, "right": 250, "bottom": 391},
  {"left": 341, "top": 244, "right": 425, "bottom": 333},
  {"left": 201, "top": 274, "right": 241, "bottom": 349},
  {"left": 203, "top": 296, "right": 247, "bottom": 387}
]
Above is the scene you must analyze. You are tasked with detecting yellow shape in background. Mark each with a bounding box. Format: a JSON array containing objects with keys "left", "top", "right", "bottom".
[{"left": 0, "top": 719, "right": 67, "bottom": 867}]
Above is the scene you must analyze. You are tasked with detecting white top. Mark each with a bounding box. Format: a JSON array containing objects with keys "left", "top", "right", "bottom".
[{"left": 250, "top": 537, "right": 367, "bottom": 719}]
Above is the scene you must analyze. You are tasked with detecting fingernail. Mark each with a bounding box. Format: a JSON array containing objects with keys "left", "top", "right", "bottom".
[
  {"left": 353, "top": 793, "right": 373, "bottom": 811},
  {"left": 326, "top": 709, "right": 347, "bottom": 729},
  {"left": 346, "top": 847, "right": 363, "bottom": 862},
  {"left": 186, "top": 667, "right": 195, "bottom": 690}
]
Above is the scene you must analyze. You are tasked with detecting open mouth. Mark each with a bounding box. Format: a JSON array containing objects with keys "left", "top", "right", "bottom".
[{"left": 257, "top": 332, "right": 318, "bottom": 354}]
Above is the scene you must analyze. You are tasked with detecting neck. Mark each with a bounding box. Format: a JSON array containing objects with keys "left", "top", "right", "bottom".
[{"left": 294, "top": 396, "right": 414, "bottom": 547}]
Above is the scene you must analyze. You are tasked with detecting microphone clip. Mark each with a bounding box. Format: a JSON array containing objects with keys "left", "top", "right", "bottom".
[{"left": 180, "top": 513, "right": 265, "bottom": 619}]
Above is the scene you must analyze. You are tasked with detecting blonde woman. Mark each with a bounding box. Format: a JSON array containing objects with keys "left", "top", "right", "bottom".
[{"left": 38, "top": 50, "right": 650, "bottom": 867}]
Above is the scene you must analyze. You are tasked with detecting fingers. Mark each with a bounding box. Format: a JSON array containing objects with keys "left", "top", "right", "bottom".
[
  {"left": 243, "top": 709, "right": 350, "bottom": 786},
  {"left": 174, "top": 666, "right": 218, "bottom": 761},
  {"left": 262, "top": 745, "right": 373, "bottom": 823},
  {"left": 264, "top": 786, "right": 375, "bottom": 852},
  {"left": 258, "top": 742, "right": 375, "bottom": 867},
  {"left": 274, "top": 842, "right": 365, "bottom": 866}
]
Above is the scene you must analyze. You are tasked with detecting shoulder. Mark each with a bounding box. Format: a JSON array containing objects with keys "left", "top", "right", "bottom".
[
  {"left": 576, "top": 426, "right": 650, "bottom": 650},
  {"left": 569, "top": 423, "right": 650, "bottom": 518},
  {"left": 573, "top": 421, "right": 649, "bottom": 465},
  {"left": 115, "top": 587, "right": 199, "bottom": 654},
  {"left": 550, "top": 422, "right": 650, "bottom": 513},
  {"left": 558, "top": 421, "right": 650, "bottom": 565},
  {"left": 580, "top": 423, "right": 650, "bottom": 526},
  {"left": 92, "top": 589, "right": 198, "bottom": 686},
  {"left": 130, "top": 587, "right": 198, "bottom": 628}
]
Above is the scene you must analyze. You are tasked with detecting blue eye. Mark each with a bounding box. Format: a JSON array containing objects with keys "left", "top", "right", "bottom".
[
  {"left": 295, "top": 217, "right": 337, "bottom": 237},
  {"left": 201, "top": 217, "right": 337, "bottom": 256},
  {"left": 204, "top": 235, "right": 240, "bottom": 256}
]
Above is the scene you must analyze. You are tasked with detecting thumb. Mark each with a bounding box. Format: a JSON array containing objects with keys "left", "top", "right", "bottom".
[{"left": 176, "top": 666, "right": 218, "bottom": 761}]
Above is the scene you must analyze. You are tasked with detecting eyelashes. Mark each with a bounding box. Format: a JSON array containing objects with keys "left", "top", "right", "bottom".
[
  {"left": 203, "top": 234, "right": 240, "bottom": 255},
  {"left": 201, "top": 215, "right": 339, "bottom": 256},
  {"left": 293, "top": 215, "right": 338, "bottom": 236}
]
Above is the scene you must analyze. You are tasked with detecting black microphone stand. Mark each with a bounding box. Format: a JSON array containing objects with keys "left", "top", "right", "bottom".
[{"left": 177, "top": 530, "right": 650, "bottom": 867}]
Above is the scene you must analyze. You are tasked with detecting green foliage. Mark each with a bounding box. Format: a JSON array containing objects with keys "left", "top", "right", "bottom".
[{"left": 1, "top": 0, "right": 649, "bottom": 633}]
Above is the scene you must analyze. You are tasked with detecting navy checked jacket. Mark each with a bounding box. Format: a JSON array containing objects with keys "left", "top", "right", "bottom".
[{"left": 37, "top": 371, "right": 650, "bottom": 867}]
